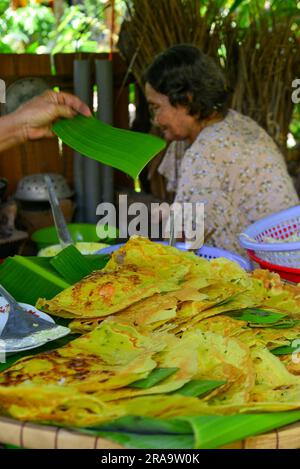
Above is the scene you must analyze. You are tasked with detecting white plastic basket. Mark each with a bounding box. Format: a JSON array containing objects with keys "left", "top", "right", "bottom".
[{"left": 239, "top": 205, "right": 300, "bottom": 268}]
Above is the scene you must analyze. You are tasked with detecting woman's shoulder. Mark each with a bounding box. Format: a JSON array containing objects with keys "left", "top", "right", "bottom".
[
  {"left": 197, "top": 109, "right": 277, "bottom": 151},
  {"left": 225, "top": 109, "right": 273, "bottom": 142},
  {"left": 222, "top": 109, "right": 263, "bottom": 133}
]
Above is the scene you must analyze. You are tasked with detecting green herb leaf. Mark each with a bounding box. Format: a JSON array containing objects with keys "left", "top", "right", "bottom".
[
  {"left": 176, "top": 380, "right": 226, "bottom": 397},
  {"left": 271, "top": 344, "right": 296, "bottom": 355},
  {"left": 130, "top": 368, "right": 179, "bottom": 389},
  {"left": 226, "top": 308, "right": 288, "bottom": 324},
  {"left": 266, "top": 319, "right": 299, "bottom": 329}
]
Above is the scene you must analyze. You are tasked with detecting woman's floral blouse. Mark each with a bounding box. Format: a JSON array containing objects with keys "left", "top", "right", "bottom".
[{"left": 159, "top": 109, "right": 299, "bottom": 255}]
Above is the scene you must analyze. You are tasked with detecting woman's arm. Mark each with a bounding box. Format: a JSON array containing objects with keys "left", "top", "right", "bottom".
[
  {"left": 0, "top": 90, "right": 91, "bottom": 153},
  {"left": 0, "top": 112, "right": 26, "bottom": 152}
]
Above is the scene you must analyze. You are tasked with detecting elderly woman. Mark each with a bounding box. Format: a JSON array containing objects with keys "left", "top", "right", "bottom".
[{"left": 144, "top": 44, "right": 299, "bottom": 254}]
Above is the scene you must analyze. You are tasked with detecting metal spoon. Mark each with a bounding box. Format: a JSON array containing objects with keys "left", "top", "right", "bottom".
[
  {"left": 168, "top": 209, "right": 176, "bottom": 247},
  {"left": 44, "top": 175, "right": 73, "bottom": 248}
]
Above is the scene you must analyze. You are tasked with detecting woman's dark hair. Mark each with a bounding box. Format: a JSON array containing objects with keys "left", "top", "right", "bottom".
[{"left": 144, "top": 44, "right": 231, "bottom": 120}]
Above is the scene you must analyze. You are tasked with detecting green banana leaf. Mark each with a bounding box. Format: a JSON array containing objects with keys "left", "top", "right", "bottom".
[
  {"left": 50, "top": 245, "right": 95, "bottom": 283},
  {"left": 87, "top": 431, "right": 194, "bottom": 449},
  {"left": 53, "top": 116, "right": 166, "bottom": 179},
  {"left": 184, "top": 412, "right": 300, "bottom": 449},
  {"left": 0, "top": 256, "right": 70, "bottom": 304},
  {"left": 0, "top": 253, "right": 109, "bottom": 306},
  {"left": 80, "top": 415, "right": 195, "bottom": 449},
  {"left": 78, "top": 411, "right": 300, "bottom": 449},
  {"left": 91, "top": 415, "right": 192, "bottom": 435}
]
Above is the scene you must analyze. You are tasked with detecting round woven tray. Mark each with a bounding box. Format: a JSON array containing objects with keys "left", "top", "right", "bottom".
[
  {"left": 0, "top": 416, "right": 300, "bottom": 449},
  {"left": 0, "top": 416, "right": 123, "bottom": 449}
]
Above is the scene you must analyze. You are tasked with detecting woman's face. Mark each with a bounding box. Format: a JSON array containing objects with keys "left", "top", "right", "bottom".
[{"left": 145, "top": 83, "right": 201, "bottom": 143}]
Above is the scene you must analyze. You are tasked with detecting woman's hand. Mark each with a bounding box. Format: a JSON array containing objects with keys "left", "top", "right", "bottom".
[{"left": 13, "top": 90, "right": 92, "bottom": 142}]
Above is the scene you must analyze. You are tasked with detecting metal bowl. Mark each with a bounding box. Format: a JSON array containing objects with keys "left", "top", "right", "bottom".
[{"left": 15, "top": 173, "right": 73, "bottom": 202}]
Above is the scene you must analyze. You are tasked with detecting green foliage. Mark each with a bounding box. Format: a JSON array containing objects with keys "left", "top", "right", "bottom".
[
  {"left": 82, "top": 0, "right": 107, "bottom": 22},
  {"left": 0, "top": 1, "right": 55, "bottom": 53},
  {"left": 50, "top": 4, "right": 104, "bottom": 54},
  {"left": 0, "top": 0, "right": 125, "bottom": 54},
  {"left": 0, "top": 0, "right": 298, "bottom": 54},
  {"left": 221, "top": 0, "right": 300, "bottom": 28},
  {"left": 290, "top": 104, "right": 300, "bottom": 144},
  {"left": 0, "top": 0, "right": 9, "bottom": 16}
]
